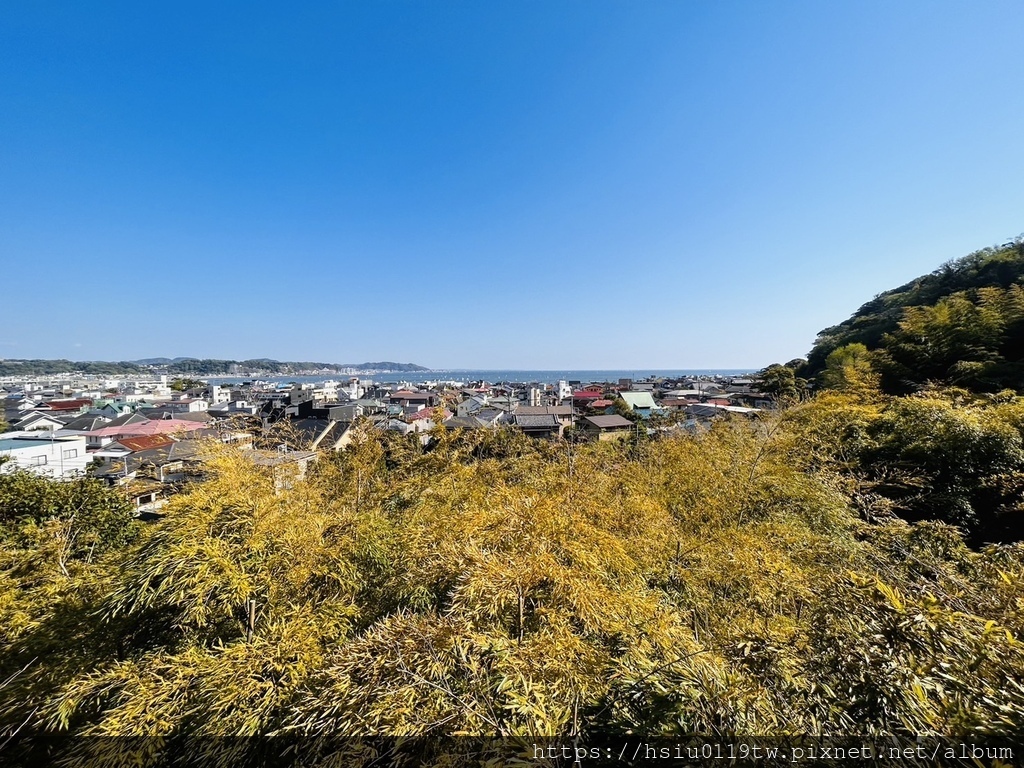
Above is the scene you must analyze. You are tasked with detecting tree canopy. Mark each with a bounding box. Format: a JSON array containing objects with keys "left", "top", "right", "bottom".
[
  {"left": 2, "top": 407, "right": 1022, "bottom": 766},
  {"left": 803, "top": 237, "right": 1024, "bottom": 394}
]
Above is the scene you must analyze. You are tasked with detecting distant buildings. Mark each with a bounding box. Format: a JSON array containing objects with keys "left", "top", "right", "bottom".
[{"left": 1, "top": 368, "right": 771, "bottom": 507}]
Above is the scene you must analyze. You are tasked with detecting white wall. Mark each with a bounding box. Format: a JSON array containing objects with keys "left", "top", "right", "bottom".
[{"left": 0, "top": 434, "right": 89, "bottom": 479}]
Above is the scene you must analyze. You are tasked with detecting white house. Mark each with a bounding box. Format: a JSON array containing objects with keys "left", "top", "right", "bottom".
[
  {"left": 11, "top": 412, "right": 68, "bottom": 432},
  {"left": 0, "top": 433, "right": 89, "bottom": 479}
]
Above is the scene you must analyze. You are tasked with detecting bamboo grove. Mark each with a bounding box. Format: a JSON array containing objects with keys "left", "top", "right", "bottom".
[{"left": 1, "top": 388, "right": 1023, "bottom": 766}]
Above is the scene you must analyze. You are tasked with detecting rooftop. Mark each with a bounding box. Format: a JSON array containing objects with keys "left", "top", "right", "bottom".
[
  {"left": 0, "top": 433, "right": 82, "bottom": 449},
  {"left": 583, "top": 415, "right": 635, "bottom": 429},
  {"left": 513, "top": 414, "right": 560, "bottom": 428},
  {"left": 87, "top": 419, "right": 207, "bottom": 437},
  {"left": 115, "top": 434, "right": 178, "bottom": 452}
]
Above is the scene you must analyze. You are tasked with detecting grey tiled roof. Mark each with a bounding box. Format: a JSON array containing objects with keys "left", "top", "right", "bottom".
[
  {"left": 61, "top": 415, "right": 112, "bottom": 431},
  {"left": 515, "top": 406, "right": 573, "bottom": 416},
  {"left": 513, "top": 414, "right": 560, "bottom": 428}
]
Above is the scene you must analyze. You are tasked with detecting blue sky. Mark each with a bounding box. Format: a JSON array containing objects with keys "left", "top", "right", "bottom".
[{"left": 2, "top": 1, "right": 1023, "bottom": 369}]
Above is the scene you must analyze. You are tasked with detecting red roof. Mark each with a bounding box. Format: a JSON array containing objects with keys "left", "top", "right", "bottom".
[
  {"left": 589, "top": 399, "right": 614, "bottom": 408},
  {"left": 407, "top": 408, "right": 450, "bottom": 421},
  {"left": 40, "top": 398, "right": 93, "bottom": 411},
  {"left": 572, "top": 390, "right": 603, "bottom": 399}
]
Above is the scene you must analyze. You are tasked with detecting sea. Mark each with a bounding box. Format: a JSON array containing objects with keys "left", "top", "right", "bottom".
[{"left": 204, "top": 369, "right": 756, "bottom": 388}]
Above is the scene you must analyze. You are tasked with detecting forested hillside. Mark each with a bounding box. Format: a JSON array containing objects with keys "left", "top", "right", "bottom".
[
  {"left": 804, "top": 237, "right": 1024, "bottom": 393},
  {"left": 2, "top": 408, "right": 1022, "bottom": 766}
]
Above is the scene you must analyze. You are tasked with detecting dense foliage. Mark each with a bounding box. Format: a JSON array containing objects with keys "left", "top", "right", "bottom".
[
  {"left": 804, "top": 237, "right": 1024, "bottom": 393},
  {"left": 1, "top": 399, "right": 1021, "bottom": 766}
]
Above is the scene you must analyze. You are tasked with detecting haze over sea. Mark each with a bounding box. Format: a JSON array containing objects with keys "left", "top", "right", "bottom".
[{"left": 206, "top": 369, "right": 756, "bottom": 387}]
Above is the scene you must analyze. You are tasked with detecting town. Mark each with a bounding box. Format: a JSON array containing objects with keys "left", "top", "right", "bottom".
[{"left": 0, "top": 370, "right": 773, "bottom": 513}]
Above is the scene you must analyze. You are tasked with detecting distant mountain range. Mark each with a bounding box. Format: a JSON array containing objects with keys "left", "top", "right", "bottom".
[
  {"left": 0, "top": 358, "right": 430, "bottom": 377},
  {"left": 131, "top": 357, "right": 211, "bottom": 365}
]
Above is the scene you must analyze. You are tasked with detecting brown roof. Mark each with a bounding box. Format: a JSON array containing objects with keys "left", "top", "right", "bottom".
[
  {"left": 390, "top": 391, "right": 434, "bottom": 401},
  {"left": 115, "top": 434, "right": 177, "bottom": 452},
  {"left": 407, "top": 408, "right": 450, "bottom": 421},
  {"left": 583, "top": 415, "right": 634, "bottom": 430}
]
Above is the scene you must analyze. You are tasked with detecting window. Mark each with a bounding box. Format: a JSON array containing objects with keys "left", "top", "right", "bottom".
[
  {"left": 63, "top": 448, "right": 78, "bottom": 459},
  {"left": 33, "top": 456, "right": 48, "bottom": 466}
]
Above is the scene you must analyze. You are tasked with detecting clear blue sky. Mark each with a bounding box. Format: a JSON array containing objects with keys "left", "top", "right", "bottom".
[{"left": 2, "top": 1, "right": 1023, "bottom": 369}]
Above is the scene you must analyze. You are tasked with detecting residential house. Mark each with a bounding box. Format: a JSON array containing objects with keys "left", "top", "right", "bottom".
[
  {"left": 685, "top": 403, "right": 760, "bottom": 420},
  {"left": 92, "top": 401, "right": 136, "bottom": 418},
  {"left": 512, "top": 413, "right": 562, "bottom": 439},
  {"left": 34, "top": 398, "right": 93, "bottom": 416},
  {"left": 152, "top": 398, "right": 209, "bottom": 413},
  {"left": 82, "top": 416, "right": 207, "bottom": 450},
  {"left": 456, "top": 395, "right": 489, "bottom": 418},
  {"left": 618, "top": 391, "right": 658, "bottom": 419},
  {"left": 572, "top": 389, "right": 605, "bottom": 408},
  {"left": 474, "top": 407, "right": 507, "bottom": 427},
  {"left": 93, "top": 434, "right": 178, "bottom": 463},
  {"left": 3, "top": 397, "right": 36, "bottom": 426},
  {"left": 580, "top": 415, "right": 635, "bottom": 442},
  {"left": 405, "top": 408, "right": 450, "bottom": 432},
  {"left": 0, "top": 434, "right": 89, "bottom": 478},
  {"left": 10, "top": 412, "right": 69, "bottom": 432},
  {"left": 60, "top": 414, "right": 112, "bottom": 433},
  {"left": 389, "top": 390, "right": 440, "bottom": 409},
  {"left": 514, "top": 405, "right": 574, "bottom": 430},
  {"left": 92, "top": 439, "right": 207, "bottom": 508}
]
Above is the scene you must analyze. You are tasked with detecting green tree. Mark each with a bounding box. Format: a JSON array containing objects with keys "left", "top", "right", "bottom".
[
  {"left": 758, "top": 363, "right": 806, "bottom": 401},
  {"left": 169, "top": 377, "right": 204, "bottom": 392},
  {"left": 855, "top": 392, "right": 1024, "bottom": 541},
  {"left": 819, "top": 343, "right": 880, "bottom": 396},
  {"left": 0, "top": 471, "right": 137, "bottom": 562},
  {"left": 611, "top": 395, "right": 640, "bottom": 422}
]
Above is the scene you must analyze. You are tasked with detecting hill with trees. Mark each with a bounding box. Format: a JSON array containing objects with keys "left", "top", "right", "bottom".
[{"left": 803, "top": 237, "right": 1024, "bottom": 394}]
